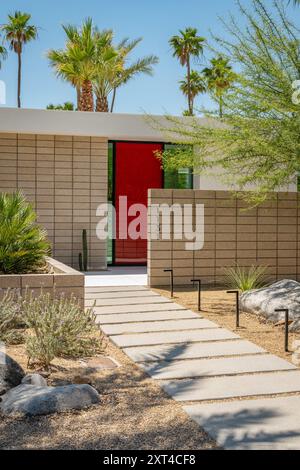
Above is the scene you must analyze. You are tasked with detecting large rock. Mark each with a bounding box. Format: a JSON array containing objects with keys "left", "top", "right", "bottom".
[
  {"left": 241, "top": 280, "right": 300, "bottom": 331},
  {"left": 0, "top": 352, "right": 24, "bottom": 396},
  {"left": 21, "top": 374, "right": 47, "bottom": 387},
  {"left": 0, "top": 383, "right": 100, "bottom": 416}
]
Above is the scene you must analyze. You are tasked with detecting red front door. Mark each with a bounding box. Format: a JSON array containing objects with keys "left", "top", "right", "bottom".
[{"left": 115, "top": 142, "right": 163, "bottom": 265}]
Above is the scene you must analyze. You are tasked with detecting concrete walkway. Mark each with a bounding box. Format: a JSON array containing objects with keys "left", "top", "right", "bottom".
[{"left": 87, "top": 285, "right": 300, "bottom": 450}]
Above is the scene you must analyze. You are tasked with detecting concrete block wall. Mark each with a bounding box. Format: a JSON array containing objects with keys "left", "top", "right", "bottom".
[
  {"left": 0, "top": 132, "right": 108, "bottom": 271},
  {"left": 148, "top": 189, "right": 300, "bottom": 287}
]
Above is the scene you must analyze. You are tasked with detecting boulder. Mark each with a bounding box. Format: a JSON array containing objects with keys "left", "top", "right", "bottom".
[
  {"left": 0, "top": 383, "right": 100, "bottom": 416},
  {"left": 21, "top": 374, "right": 47, "bottom": 387},
  {"left": 241, "top": 280, "right": 300, "bottom": 331},
  {"left": 0, "top": 352, "right": 24, "bottom": 396}
]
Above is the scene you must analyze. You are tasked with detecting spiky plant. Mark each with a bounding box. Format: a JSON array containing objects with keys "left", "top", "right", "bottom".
[
  {"left": 0, "top": 191, "right": 51, "bottom": 274},
  {"left": 223, "top": 264, "right": 268, "bottom": 292}
]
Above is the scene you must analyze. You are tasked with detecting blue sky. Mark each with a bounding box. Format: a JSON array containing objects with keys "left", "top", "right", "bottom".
[{"left": 0, "top": 0, "right": 298, "bottom": 114}]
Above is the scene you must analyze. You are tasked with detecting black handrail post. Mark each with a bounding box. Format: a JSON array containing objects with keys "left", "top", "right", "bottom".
[
  {"left": 191, "top": 279, "right": 202, "bottom": 312},
  {"left": 164, "top": 269, "right": 174, "bottom": 298},
  {"left": 227, "top": 290, "right": 240, "bottom": 328},
  {"left": 275, "top": 309, "right": 290, "bottom": 352}
]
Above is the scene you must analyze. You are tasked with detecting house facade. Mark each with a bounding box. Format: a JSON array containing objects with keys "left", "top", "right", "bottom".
[{"left": 0, "top": 108, "right": 298, "bottom": 279}]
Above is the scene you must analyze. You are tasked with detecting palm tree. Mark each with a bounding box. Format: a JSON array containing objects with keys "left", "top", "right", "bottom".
[
  {"left": 0, "top": 44, "right": 7, "bottom": 69},
  {"left": 1, "top": 11, "right": 37, "bottom": 108},
  {"left": 169, "top": 28, "right": 205, "bottom": 115},
  {"left": 179, "top": 70, "right": 206, "bottom": 115},
  {"left": 48, "top": 20, "right": 115, "bottom": 112},
  {"left": 94, "top": 37, "right": 158, "bottom": 112},
  {"left": 202, "top": 56, "right": 236, "bottom": 117}
]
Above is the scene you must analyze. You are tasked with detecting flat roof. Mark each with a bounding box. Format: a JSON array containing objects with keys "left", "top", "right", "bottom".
[{"left": 0, "top": 107, "right": 211, "bottom": 141}]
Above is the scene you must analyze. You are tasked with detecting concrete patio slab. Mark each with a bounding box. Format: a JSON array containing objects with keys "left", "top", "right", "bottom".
[
  {"left": 111, "top": 328, "right": 239, "bottom": 348},
  {"left": 92, "top": 303, "right": 188, "bottom": 315},
  {"left": 96, "top": 310, "right": 200, "bottom": 325},
  {"left": 101, "top": 318, "right": 217, "bottom": 336},
  {"left": 85, "top": 290, "right": 160, "bottom": 300},
  {"left": 161, "top": 370, "right": 300, "bottom": 402},
  {"left": 183, "top": 396, "right": 300, "bottom": 450},
  {"left": 123, "top": 340, "right": 266, "bottom": 363},
  {"left": 85, "top": 296, "right": 171, "bottom": 307},
  {"left": 140, "top": 354, "right": 295, "bottom": 380},
  {"left": 85, "top": 267, "right": 147, "bottom": 287}
]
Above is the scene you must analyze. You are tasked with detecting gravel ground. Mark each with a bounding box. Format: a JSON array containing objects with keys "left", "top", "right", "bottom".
[
  {"left": 0, "top": 337, "right": 217, "bottom": 450},
  {"left": 155, "top": 287, "right": 300, "bottom": 363}
]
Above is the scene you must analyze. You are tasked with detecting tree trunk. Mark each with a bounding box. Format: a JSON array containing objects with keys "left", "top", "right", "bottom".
[
  {"left": 76, "top": 85, "right": 82, "bottom": 111},
  {"left": 96, "top": 95, "right": 109, "bottom": 112},
  {"left": 80, "top": 80, "right": 94, "bottom": 112},
  {"left": 186, "top": 55, "right": 192, "bottom": 116},
  {"left": 110, "top": 88, "right": 117, "bottom": 112},
  {"left": 219, "top": 95, "right": 223, "bottom": 118},
  {"left": 17, "top": 50, "right": 22, "bottom": 108}
]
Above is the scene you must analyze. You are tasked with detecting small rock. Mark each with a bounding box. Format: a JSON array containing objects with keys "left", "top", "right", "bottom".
[
  {"left": 0, "top": 383, "right": 100, "bottom": 416},
  {"left": 0, "top": 352, "right": 24, "bottom": 396},
  {"left": 22, "top": 374, "right": 47, "bottom": 387}
]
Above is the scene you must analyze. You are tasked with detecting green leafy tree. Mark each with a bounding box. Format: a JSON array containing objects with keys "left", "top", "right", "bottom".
[
  {"left": 159, "top": 0, "right": 300, "bottom": 205},
  {"left": 47, "top": 101, "right": 75, "bottom": 111},
  {"left": 179, "top": 70, "right": 206, "bottom": 115},
  {"left": 1, "top": 11, "right": 38, "bottom": 108},
  {"left": 0, "top": 191, "right": 51, "bottom": 274},
  {"left": 202, "top": 56, "right": 236, "bottom": 117},
  {"left": 169, "top": 28, "right": 205, "bottom": 115}
]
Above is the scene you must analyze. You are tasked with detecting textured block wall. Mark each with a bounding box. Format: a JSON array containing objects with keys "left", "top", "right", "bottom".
[
  {"left": 0, "top": 132, "right": 108, "bottom": 271},
  {"left": 148, "top": 189, "right": 300, "bottom": 287}
]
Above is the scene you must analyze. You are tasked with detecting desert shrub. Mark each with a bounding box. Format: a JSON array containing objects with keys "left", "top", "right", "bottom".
[
  {"left": 0, "top": 191, "right": 51, "bottom": 274},
  {"left": 23, "top": 291, "right": 101, "bottom": 368},
  {"left": 223, "top": 264, "right": 268, "bottom": 292},
  {"left": 0, "top": 289, "right": 24, "bottom": 345}
]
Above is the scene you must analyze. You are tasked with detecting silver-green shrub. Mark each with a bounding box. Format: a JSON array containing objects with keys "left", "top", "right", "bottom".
[
  {"left": 0, "top": 289, "right": 24, "bottom": 345},
  {"left": 23, "top": 291, "right": 101, "bottom": 368}
]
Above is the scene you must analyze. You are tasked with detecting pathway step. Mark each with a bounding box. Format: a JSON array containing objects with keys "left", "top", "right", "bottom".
[
  {"left": 111, "top": 328, "right": 239, "bottom": 348},
  {"left": 123, "top": 340, "right": 265, "bottom": 363},
  {"left": 183, "top": 396, "right": 300, "bottom": 450},
  {"left": 85, "top": 286, "right": 147, "bottom": 293},
  {"left": 85, "top": 297, "right": 171, "bottom": 307},
  {"left": 140, "top": 354, "right": 295, "bottom": 380},
  {"left": 161, "top": 370, "right": 300, "bottom": 402},
  {"left": 92, "top": 303, "right": 187, "bottom": 315},
  {"left": 96, "top": 310, "right": 200, "bottom": 325},
  {"left": 101, "top": 319, "right": 217, "bottom": 336},
  {"left": 85, "top": 291, "right": 160, "bottom": 300}
]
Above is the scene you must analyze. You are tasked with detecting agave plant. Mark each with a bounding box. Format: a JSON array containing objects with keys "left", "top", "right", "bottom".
[
  {"left": 223, "top": 264, "right": 268, "bottom": 292},
  {"left": 0, "top": 191, "right": 51, "bottom": 274}
]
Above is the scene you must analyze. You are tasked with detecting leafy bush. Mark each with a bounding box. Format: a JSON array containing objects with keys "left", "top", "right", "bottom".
[
  {"left": 0, "top": 191, "right": 51, "bottom": 274},
  {"left": 0, "top": 289, "right": 24, "bottom": 345},
  {"left": 223, "top": 264, "right": 268, "bottom": 292},
  {"left": 23, "top": 291, "right": 101, "bottom": 369}
]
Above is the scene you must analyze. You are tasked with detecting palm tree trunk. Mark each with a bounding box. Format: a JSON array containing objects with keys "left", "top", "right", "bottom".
[
  {"left": 17, "top": 50, "right": 22, "bottom": 108},
  {"left": 186, "top": 55, "right": 192, "bottom": 116},
  {"left": 219, "top": 95, "right": 223, "bottom": 118},
  {"left": 96, "top": 95, "right": 109, "bottom": 112},
  {"left": 80, "top": 80, "right": 94, "bottom": 112},
  {"left": 76, "top": 85, "right": 82, "bottom": 111},
  {"left": 110, "top": 88, "right": 117, "bottom": 113}
]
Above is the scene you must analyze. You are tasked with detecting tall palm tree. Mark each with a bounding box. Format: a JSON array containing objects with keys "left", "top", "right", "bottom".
[
  {"left": 202, "top": 56, "right": 236, "bottom": 117},
  {"left": 169, "top": 28, "right": 205, "bottom": 115},
  {"left": 179, "top": 70, "right": 206, "bottom": 115},
  {"left": 94, "top": 37, "right": 158, "bottom": 112},
  {"left": 1, "top": 11, "right": 37, "bottom": 108}
]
